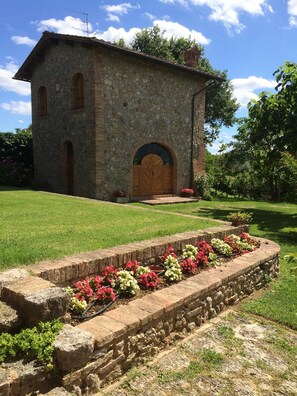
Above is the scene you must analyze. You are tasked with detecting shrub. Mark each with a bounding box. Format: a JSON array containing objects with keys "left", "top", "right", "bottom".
[
  {"left": 195, "top": 175, "right": 213, "bottom": 200},
  {"left": 227, "top": 211, "right": 252, "bottom": 226},
  {"left": 0, "top": 156, "right": 33, "bottom": 186},
  {"left": 0, "top": 320, "right": 63, "bottom": 366}
]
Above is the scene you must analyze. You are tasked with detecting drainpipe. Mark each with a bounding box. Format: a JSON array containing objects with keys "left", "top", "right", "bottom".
[{"left": 190, "top": 86, "right": 207, "bottom": 188}]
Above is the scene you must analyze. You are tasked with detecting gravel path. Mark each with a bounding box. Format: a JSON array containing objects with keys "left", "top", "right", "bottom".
[{"left": 98, "top": 309, "right": 297, "bottom": 396}]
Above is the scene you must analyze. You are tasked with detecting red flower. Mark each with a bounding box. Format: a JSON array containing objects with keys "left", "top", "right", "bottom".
[
  {"left": 196, "top": 251, "right": 209, "bottom": 267},
  {"left": 162, "top": 246, "right": 177, "bottom": 262},
  {"left": 197, "top": 241, "right": 214, "bottom": 256},
  {"left": 180, "top": 258, "right": 196, "bottom": 274},
  {"left": 102, "top": 265, "right": 118, "bottom": 286},
  {"left": 124, "top": 260, "right": 139, "bottom": 275},
  {"left": 74, "top": 278, "right": 94, "bottom": 302},
  {"left": 138, "top": 272, "right": 160, "bottom": 289},
  {"left": 95, "top": 286, "right": 116, "bottom": 303}
]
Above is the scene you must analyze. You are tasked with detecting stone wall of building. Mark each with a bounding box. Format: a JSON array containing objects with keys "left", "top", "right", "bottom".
[
  {"left": 31, "top": 41, "right": 97, "bottom": 198},
  {"left": 98, "top": 47, "right": 206, "bottom": 199},
  {"left": 31, "top": 39, "right": 207, "bottom": 200}
]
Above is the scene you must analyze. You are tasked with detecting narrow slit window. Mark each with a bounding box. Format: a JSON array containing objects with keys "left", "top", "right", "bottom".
[
  {"left": 38, "top": 86, "right": 47, "bottom": 117},
  {"left": 72, "top": 73, "right": 84, "bottom": 110}
]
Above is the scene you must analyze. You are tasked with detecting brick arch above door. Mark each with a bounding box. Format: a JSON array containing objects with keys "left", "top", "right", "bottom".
[{"left": 132, "top": 142, "right": 174, "bottom": 197}]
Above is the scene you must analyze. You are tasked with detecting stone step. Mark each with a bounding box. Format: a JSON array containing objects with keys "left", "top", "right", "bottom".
[
  {"left": 0, "top": 300, "right": 20, "bottom": 332},
  {"left": 1, "top": 276, "right": 70, "bottom": 327}
]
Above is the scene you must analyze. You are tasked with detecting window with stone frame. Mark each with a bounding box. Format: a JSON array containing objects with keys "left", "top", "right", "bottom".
[
  {"left": 38, "top": 86, "right": 47, "bottom": 117},
  {"left": 72, "top": 73, "right": 84, "bottom": 110}
]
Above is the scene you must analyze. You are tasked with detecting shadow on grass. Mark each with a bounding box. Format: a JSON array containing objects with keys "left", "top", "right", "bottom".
[{"left": 190, "top": 206, "right": 297, "bottom": 247}]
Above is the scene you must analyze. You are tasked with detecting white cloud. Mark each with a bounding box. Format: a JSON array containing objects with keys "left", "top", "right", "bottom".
[
  {"left": 95, "top": 26, "right": 141, "bottom": 44},
  {"left": 288, "top": 0, "right": 297, "bottom": 27},
  {"left": 102, "top": 3, "right": 136, "bottom": 14},
  {"left": 0, "top": 101, "right": 31, "bottom": 115},
  {"left": 36, "top": 16, "right": 91, "bottom": 36},
  {"left": 152, "top": 19, "right": 210, "bottom": 45},
  {"left": 160, "top": 0, "right": 189, "bottom": 6},
  {"left": 231, "top": 76, "right": 275, "bottom": 107},
  {"left": 102, "top": 3, "right": 140, "bottom": 22},
  {"left": 18, "top": 119, "right": 24, "bottom": 124},
  {"left": 106, "top": 13, "right": 120, "bottom": 23},
  {"left": 0, "top": 61, "right": 30, "bottom": 96},
  {"left": 11, "top": 36, "right": 37, "bottom": 46},
  {"left": 95, "top": 19, "right": 210, "bottom": 45},
  {"left": 145, "top": 12, "right": 156, "bottom": 20},
  {"left": 159, "top": 0, "right": 273, "bottom": 33}
]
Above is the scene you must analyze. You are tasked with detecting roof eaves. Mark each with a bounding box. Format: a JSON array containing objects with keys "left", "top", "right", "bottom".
[{"left": 14, "top": 31, "right": 223, "bottom": 82}]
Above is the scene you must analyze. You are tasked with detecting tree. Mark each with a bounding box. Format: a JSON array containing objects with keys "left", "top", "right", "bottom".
[
  {"left": 118, "top": 26, "right": 239, "bottom": 144},
  {"left": 226, "top": 62, "right": 297, "bottom": 201},
  {"left": 0, "top": 125, "right": 33, "bottom": 187}
]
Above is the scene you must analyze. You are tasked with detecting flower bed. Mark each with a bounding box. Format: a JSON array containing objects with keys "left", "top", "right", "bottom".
[{"left": 67, "top": 233, "right": 260, "bottom": 321}]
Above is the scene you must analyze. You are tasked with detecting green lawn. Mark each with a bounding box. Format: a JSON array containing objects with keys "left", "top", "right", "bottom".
[
  {"left": 0, "top": 188, "right": 217, "bottom": 270},
  {"left": 133, "top": 199, "right": 297, "bottom": 330}
]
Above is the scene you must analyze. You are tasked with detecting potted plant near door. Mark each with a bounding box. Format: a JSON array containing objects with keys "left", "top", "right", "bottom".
[{"left": 113, "top": 190, "right": 129, "bottom": 203}]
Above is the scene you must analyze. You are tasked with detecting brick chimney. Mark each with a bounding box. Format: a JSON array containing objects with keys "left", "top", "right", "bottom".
[{"left": 184, "top": 47, "right": 201, "bottom": 69}]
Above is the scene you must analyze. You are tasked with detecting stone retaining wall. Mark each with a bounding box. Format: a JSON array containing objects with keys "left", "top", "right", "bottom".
[
  {"left": 0, "top": 228, "right": 280, "bottom": 396},
  {"left": 27, "top": 224, "right": 248, "bottom": 286},
  {"left": 57, "top": 237, "right": 280, "bottom": 395}
]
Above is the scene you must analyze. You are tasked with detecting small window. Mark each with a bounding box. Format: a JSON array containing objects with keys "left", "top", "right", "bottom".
[
  {"left": 72, "top": 73, "right": 84, "bottom": 110},
  {"left": 38, "top": 86, "right": 47, "bottom": 117}
]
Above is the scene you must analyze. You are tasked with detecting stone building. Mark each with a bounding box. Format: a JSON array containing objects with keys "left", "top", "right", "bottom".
[{"left": 14, "top": 31, "right": 219, "bottom": 200}]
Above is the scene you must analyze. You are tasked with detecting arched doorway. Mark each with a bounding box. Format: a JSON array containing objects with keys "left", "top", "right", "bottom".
[
  {"left": 133, "top": 143, "right": 174, "bottom": 196},
  {"left": 65, "top": 141, "right": 74, "bottom": 195}
]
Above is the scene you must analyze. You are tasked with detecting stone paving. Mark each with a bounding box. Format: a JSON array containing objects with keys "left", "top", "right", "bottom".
[
  {"left": 97, "top": 309, "right": 297, "bottom": 396},
  {"left": 137, "top": 196, "right": 200, "bottom": 205}
]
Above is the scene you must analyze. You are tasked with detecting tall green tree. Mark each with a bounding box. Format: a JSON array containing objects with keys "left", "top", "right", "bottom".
[
  {"left": 227, "top": 62, "right": 297, "bottom": 201},
  {"left": 118, "top": 26, "right": 239, "bottom": 144}
]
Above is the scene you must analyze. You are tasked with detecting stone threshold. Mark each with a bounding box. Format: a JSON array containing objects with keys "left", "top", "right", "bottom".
[{"left": 136, "top": 196, "right": 200, "bottom": 205}]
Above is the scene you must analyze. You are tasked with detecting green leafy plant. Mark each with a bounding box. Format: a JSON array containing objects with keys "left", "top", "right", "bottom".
[
  {"left": 284, "top": 253, "right": 297, "bottom": 276},
  {"left": 227, "top": 211, "right": 253, "bottom": 226},
  {"left": 0, "top": 320, "right": 63, "bottom": 366},
  {"left": 195, "top": 175, "right": 213, "bottom": 200}
]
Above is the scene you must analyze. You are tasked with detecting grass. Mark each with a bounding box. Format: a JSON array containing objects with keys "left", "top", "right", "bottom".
[
  {"left": 157, "top": 349, "right": 223, "bottom": 384},
  {"left": 133, "top": 198, "right": 297, "bottom": 330},
  {"left": 0, "top": 187, "right": 217, "bottom": 269}
]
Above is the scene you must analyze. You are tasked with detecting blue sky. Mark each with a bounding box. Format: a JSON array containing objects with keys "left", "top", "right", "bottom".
[{"left": 1, "top": 0, "right": 296, "bottom": 152}]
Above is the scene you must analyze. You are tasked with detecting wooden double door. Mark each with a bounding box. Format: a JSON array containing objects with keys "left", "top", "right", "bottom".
[{"left": 133, "top": 153, "right": 173, "bottom": 196}]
